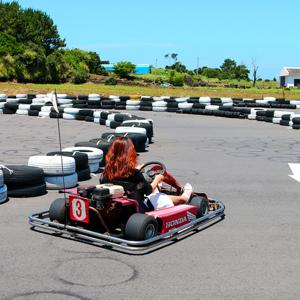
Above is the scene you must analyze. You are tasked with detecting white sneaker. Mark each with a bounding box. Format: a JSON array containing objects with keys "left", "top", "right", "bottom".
[{"left": 182, "top": 183, "right": 193, "bottom": 201}]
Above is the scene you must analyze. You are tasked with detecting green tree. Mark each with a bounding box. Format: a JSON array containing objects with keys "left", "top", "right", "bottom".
[
  {"left": 201, "top": 67, "right": 221, "bottom": 78},
  {"left": 113, "top": 61, "right": 136, "bottom": 79},
  {"left": 220, "top": 58, "right": 237, "bottom": 79},
  {"left": 234, "top": 64, "right": 249, "bottom": 80},
  {"left": 166, "top": 61, "right": 188, "bottom": 73}
]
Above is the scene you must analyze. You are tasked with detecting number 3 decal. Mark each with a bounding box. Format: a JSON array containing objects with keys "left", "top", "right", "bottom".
[
  {"left": 76, "top": 200, "right": 82, "bottom": 218},
  {"left": 71, "top": 198, "right": 87, "bottom": 222}
]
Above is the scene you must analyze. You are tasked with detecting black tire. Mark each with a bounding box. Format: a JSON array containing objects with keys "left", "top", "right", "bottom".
[
  {"left": 49, "top": 198, "right": 67, "bottom": 223},
  {"left": 3, "top": 165, "right": 45, "bottom": 188},
  {"left": 78, "top": 109, "right": 93, "bottom": 117},
  {"left": 189, "top": 196, "right": 209, "bottom": 217},
  {"left": 114, "top": 113, "right": 131, "bottom": 123},
  {"left": 85, "top": 116, "right": 94, "bottom": 122},
  {"left": 125, "top": 213, "right": 158, "bottom": 241},
  {"left": 77, "top": 167, "right": 91, "bottom": 181},
  {"left": 28, "top": 110, "right": 40, "bottom": 116},
  {"left": 7, "top": 182, "right": 47, "bottom": 197}
]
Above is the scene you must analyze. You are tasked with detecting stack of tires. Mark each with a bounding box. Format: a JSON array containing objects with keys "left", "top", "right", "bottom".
[
  {"left": 121, "top": 119, "right": 154, "bottom": 143},
  {"left": 62, "top": 147, "right": 103, "bottom": 173},
  {"left": 2, "top": 165, "right": 46, "bottom": 197},
  {"left": 28, "top": 156, "right": 77, "bottom": 190},
  {"left": 0, "top": 169, "right": 7, "bottom": 203},
  {"left": 88, "top": 94, "right": 101, "bottom": 109},
  {"left": 292, "top": 116, "right": 300, "bottom": 129},
  {"left": 46, "top": 151, "right": 91, "bottom": 181},
  {"left": 126, "top": 100, "right": 140, "bottom": 111}
]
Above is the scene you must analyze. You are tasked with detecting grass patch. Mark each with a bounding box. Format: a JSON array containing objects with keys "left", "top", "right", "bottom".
[{"left": 0, "top": 82, "right": 300, "bottom": 100}]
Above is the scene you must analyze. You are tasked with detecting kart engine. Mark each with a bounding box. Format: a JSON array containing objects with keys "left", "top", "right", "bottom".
[{"left": 92, "top": 184, "right": 125, "bottom": 210}]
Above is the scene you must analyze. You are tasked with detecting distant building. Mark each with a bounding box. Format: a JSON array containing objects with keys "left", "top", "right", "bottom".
[
  {"left": 280, "top": 67, "right": 300, "bottom": 88},
  {"left": 102, "top": 64, "right": 150, "bottom": 75}
]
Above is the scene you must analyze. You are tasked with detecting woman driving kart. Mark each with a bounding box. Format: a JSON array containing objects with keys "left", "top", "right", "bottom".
[{"left": 99, "top": 137, "right": 193, "bottom": 211}]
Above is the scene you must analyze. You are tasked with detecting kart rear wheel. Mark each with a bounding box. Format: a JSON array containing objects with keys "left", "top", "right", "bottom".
[
  {"left": 125, "top": 213, "right": 158, "bottom": 241},
  {"left": 189, "top": 196, "right": 209, "bottom": 218},
  {"left": 49, "top": 198, "right": 67, "bottom": 223}
]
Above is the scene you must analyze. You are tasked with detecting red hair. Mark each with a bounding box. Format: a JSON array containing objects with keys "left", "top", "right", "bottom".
[{"left": 104, "top": 137, "right": 137, "bottom": 181}]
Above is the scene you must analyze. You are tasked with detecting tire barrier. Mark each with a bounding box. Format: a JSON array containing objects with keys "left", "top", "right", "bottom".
[
  {"left": 1, "top": 165, "right": 47, "bottom": 197},
  {"left": 1, "top": 93, "right": 299, "bottom": 129}
]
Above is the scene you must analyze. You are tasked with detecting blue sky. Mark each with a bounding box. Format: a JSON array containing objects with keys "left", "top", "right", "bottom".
[{"left": 12, "top": 0, "right": 300, "bottom": 79}]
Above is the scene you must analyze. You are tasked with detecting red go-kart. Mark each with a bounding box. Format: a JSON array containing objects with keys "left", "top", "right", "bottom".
[{"left": 29, "top": 162, "right": 225, "bottom": 252}]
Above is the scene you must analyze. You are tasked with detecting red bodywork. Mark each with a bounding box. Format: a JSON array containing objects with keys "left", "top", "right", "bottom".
[
  {"left": 66, "top": 166, "right": 206, "bottom": 235},
  {"left": 146, "top": 205, "right": 198, "bottom": 234}
]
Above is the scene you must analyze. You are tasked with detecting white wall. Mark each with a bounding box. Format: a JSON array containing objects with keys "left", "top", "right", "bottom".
[{"left": 285, "top": 76, "right": 300, "bottom": 87}]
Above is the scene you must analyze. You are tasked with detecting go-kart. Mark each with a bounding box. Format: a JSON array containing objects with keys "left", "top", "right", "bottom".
[{"left": 29, "top": 162, "right": 225, "bottom": 252}]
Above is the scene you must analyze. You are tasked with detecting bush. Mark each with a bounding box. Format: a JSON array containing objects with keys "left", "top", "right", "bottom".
[
  {"left": 105, "top": 76, "right": 117, "bottom": 85},
  {"left": 169, "top": 74, "right": 184, "bottom": 87},
  {"left": 154, "top": 76, "right": 164, "bottom": 84},
  {"left": 114, "top": 61, "right": 136, "bottom": 79}
]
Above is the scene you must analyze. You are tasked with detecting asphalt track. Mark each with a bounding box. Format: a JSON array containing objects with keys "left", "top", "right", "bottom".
[{"left": 0, "top": 112, "right": 299, "bottom": 300}]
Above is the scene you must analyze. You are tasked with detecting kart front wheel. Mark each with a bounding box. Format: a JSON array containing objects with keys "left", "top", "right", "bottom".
[
  {"left": 189, "top": 196, "right": 209, "bottom": 218},
  {"left": 125, "top": 213, "right": 158, "bottom": 241},
  {"left": 49, "top": 198, "right": 67, "bottom": 223}
]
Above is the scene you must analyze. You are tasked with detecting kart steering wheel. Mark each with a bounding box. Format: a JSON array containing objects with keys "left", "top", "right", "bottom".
[{"left": 140, "top": 161, "right": 166, "bottom": 182}]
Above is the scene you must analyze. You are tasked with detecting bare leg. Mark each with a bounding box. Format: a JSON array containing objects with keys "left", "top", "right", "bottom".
[{"left": 169, "top": 195, "right": 188, "bottom": 205}]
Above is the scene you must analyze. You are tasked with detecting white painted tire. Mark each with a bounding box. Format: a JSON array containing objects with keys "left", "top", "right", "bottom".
[
  {"left": 18, "top": 104, "right": 31, "bottom": 110},
  {"left": 272, "top": 118, "right": 281, "bottom": 124},
  {"left": 16, "top": 94, "right": 27, "bottom": 98},
  {"left": 248, "top": 114, "right": 256, "bottom": 120},
  {"left": 57, "top": 94, "right": 67, "bottom": 98},
  {"left": 63, "top": 113, "right": 76, "bottom": 120},
  {"left": 41, "top": 106, "right": 52, "bottom": 112},
  {"left": 63, "top": 147, "right": 103, "bottom": 162},
  {"left": 178, "top": 103, "right": 193, "bottom": 110},
  {"left": 0, "top": 109, "right": 3, "bottom": 114},
  {"left": 274, "top": 111, "right": 287, "bottom": 118},
  {"left": 175, "top": 97, "right": 189, "bottom": 103},
  {"left": 105, "top": 119, "right": 111, "bottom": 127},
  {"left": 60, "top": 104, "right": 73, "bottom": 108},
  {"left": 126, "top": 100, "right": 141, "bottom": 105},
  {"left": 89, "top": 162, "right": 99, "bottom": 173},
  {"left": 126, "top": 105, "right": 140, "bottom": 110},
  {"left": 205, "top": 105, "right": 219, "bottom": 110},
  {"left": 16, "top": 109, "right": 29, "bottom": 115},
  {"left": 115, "top": 126, "right": 147, "bottom": 136},
  {"left": 153, "top": 106, "right": 167, "bottom": 112},
  {"left": 107, "top": 113, "right": 116, "bottom": 121},
  {"left": 94, "top": 118, "right": 100, "bottom": 123},
  {"left": 38, "top": 111, "right": 50, "bottom": 118},
  {"left": 152, "top": 101, "right": 167, "bottom": 107},
  {"left": 63, "top": 108, "right": 80, "bottom": 114},
  {"left": 93, "top": 111, "right": 102, "bottom": 118},
  {"left": 122, "top": 119, "right": 151, "bottom": 125},
  {"left": 0, "top": 103, "right": 5, "bottom": 109},
  {"left": 45, "top": 173, "right": 78, "bottom": 190},
  {"left": 28, "top": 155, "right": 76, "bottom": 175},
  {"left": 6, "top": 98, "right": 18, "bottom": 103},
  {"left": 32, "top": 98, "right": 46, "bottom": 104},
  {"left": 0, "top": 184, "right": 7, "bottom": 203}
]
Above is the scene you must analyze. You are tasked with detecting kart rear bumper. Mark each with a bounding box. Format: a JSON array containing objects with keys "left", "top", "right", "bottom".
[{"left": 28, "top": 200, "right": 225, "bottom": 253}]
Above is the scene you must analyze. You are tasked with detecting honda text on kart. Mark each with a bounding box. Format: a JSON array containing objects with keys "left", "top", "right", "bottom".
[{"left": 29, "top": 162, "right": 225, "bottom": 252}]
